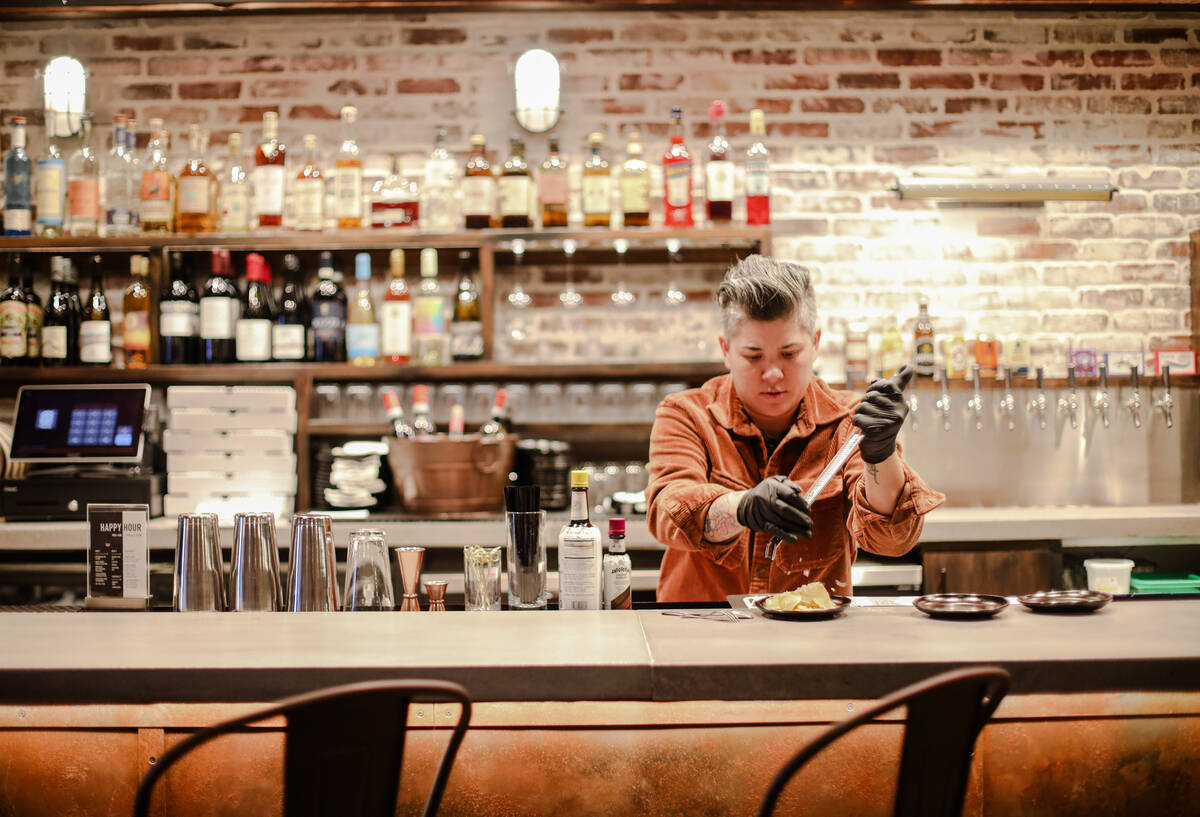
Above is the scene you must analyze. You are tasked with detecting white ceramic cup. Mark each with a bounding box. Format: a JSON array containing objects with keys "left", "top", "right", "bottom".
[{"left": 1083, "top": 558, "right": 1134, "bottom": 594}]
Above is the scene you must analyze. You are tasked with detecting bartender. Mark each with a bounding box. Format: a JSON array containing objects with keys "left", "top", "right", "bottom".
[{"left": 646, "top": 255, "right": 944, "bottom": 603}]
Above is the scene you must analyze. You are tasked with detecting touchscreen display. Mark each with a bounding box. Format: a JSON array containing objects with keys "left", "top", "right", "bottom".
[{"left": 10, "top": 385, "right": 149, "bottom": 462}]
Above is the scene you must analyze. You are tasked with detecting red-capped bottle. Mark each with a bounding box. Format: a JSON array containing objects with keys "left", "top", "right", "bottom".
[
  {"left": 479, "top": 388, "right": 510, "bottom": 437},
  {"left": 411, "top": 383, "right": 436, "bottom": 438},
  {"left": 603, "top": 517, "right": 632, "bottom": 610},
  {"left": 662, "top": 107, "right": 693, "bottom": 228},
  {"left": 382, "top": 390, "right": 415, "bottom": 438}
]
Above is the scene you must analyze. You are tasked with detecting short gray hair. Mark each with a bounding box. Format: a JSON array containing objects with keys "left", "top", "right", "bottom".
[{"left": 716, "top": 255, "right": 818, "bottom": 338}]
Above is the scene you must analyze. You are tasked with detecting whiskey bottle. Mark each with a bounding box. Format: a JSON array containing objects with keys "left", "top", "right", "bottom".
[
  {"left": 346, "top": 253, "right": 379, "bottom": 367},
  {"left": 581, "top": 132, "right": 611, "bottom": 228},
  {"left": 176, "top": 124, "right": 215, "bottom": 234},
  {"left": 620, "top": 131, "right": 650, "bottom": 228},
  {"left": 217, "top": 132, "right": 250, "bottom": 234},
  {"left": 334, "top": 105, "right": 363, "bottom": 230},
  {"left": 558, "top": 470, "right": 603, "bottom": 610},
  {"left": 745, "top": 108, "right": 771, "bottom": 226},
  {"left": 66, "top": 115, "right": 100, "bottom": 237},
  {"left": 603, "top": 517, "right": 632, "bottom": 610},
  {"left": 273, "top": 254, "right": 308, "bottom": 362},
  {"left": 235, "top": 253, "right": 274, "bottom": 362},
  {"left": 372, "top": 155, "right": 419, "bottom": 229},
  {"left": 160, "top": 251, "right": 200, "bottom": 365},
  {"left": 498, "top": 138, "right": 532, "bottom": 229},
  {"left": 139, "top": 119, "right": 173, "bottom": 233},
  {"left": 704, "top": 100, "right": 733, "bottom": 223},
  {"left": 122, "top": 255, "right": 151, "bottom": 369},
  {"left": 663, "top": 107, "right": 693, "bottom": 228},
  {"left": 293, "top": 134, "right": 325, "bottom": 232},
  {"left": 381, "top": 248, "right": 412, "bottom": 365},
  {"left": 462, "top": 133, "right": 495, "bottom": 229},
  {"left": 253, "top": 111, "right": 286, "bottom": 230},
  {"left": 539, "top": 136, "right": 569, "bottom": 228},
  {"left": 310, "top": 251, "right": 347, "bottom": 363},
  {"left": 80, "top": 255, "right": 112, "bottom": 366},
  {"left": 201, "top": 249, "right": 239, "bottom": 364},
  {"left": 450, "top": 250, "right": 483, "bottom": 362}
]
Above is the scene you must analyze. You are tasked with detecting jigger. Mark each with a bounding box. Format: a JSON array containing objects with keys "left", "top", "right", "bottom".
[
  {"left": 287, "top": 514, "right": 338, "bottom": 612},
  {"left": 392, "top": 547, "right": 425, "bottom": 611},
  {"left": 229, "top": 512, "right": 282, "bottom": 612},
  {"left": 424, "top": 580, "right": 448, "bottom": 612},
  {"left": 174, "top": 513, "right": 228, "bottom": 612}
]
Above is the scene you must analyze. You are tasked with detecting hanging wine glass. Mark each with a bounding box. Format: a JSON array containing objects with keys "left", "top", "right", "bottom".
[
  {"left": 558, "top": 238, "right": 583, "bottom": 309},
  {"left": 610, "top": 238, "right": 635, "bottom": 307},
  {"left": 664, "top": 237, "right": 686, "bottom": 306},
  {"left": 506, "top": 238, "right": 532, "bottom": 309}
]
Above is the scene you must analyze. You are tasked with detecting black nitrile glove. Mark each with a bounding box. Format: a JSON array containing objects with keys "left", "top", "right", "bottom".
[
  {"left": 853, "top": 364, "right": 915, "bottom": 464},
  {"left": 736, "top": 475, "right": 813, "bottom": 542}
]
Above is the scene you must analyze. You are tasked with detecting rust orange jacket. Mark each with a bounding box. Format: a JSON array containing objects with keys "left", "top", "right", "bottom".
[{"left": 647, "top": 374, "right": 945, "bottom": 603}]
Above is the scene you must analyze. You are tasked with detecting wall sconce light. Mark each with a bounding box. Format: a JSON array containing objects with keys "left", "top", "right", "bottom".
[
  {"left": 894, "top": 176, "right": 1116, "bottom": 203},
  {"left": 513, "top": 49, "right": 561, "bottom": 133},
  {"left": 43, "top": 56, "right": 87, "bottom": 138}
]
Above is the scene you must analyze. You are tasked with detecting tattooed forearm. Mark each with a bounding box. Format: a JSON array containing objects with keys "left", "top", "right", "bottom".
[
  {"left": 704, "top": 491, "right": 746, "bottom": 544},
  {"left": 867, "top": 462, "right": 880, "bottom": 484}
]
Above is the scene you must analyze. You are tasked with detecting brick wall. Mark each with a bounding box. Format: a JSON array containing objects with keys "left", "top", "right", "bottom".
[{"left": 1, "top": 8, "right": 1197, "bottom": 372}]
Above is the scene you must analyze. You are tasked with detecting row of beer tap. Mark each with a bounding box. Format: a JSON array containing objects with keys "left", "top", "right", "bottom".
[{"left": 908, "top": 364, "right": 1176, "bottom": 432}]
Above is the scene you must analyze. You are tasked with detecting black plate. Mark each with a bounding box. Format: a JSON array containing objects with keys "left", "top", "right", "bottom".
[
  {"left": 754, "top": 594, "right": 851, "bottom": 621},
  {"left": 1017, "top": 589, "right": 1112, "bottom": 613},
  {"left": 913, "top": 594, "right": 1009, "bottom": 620}
]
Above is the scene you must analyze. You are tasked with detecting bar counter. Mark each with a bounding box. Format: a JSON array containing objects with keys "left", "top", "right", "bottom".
[{"left": 1, "top": 601, "right": 1198, "bottom": 816}]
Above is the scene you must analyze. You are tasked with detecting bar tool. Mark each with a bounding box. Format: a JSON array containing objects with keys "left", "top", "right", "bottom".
[
  {"left": 229, "top": 512, "right": 282, "bottom": 612},
  {"left": 174, "top": 513, "right": 228, "bottom": 612},
  {"left": 424, "top": 580, "right": 448, "bottom": 612},
  {"left": 286, "top": 514, "right": 338, "bottom": 612},
  {"left": 392, "top": 546, "right": 425, "bottom": 611},
  {"left": 765, "top": 430, "right": 864, "bottom": 562}
]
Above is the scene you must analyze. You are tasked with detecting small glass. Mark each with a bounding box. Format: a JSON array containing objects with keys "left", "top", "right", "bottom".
[
  {"left": 343, "top": 529, "right": 394, "bottom": 611},
  {"left": 463, "top": 545, "right": 502, "bottom": 611},
  {"left": 345, "top": 384, "right": 374, "bottom": 420},
  {"left": 506, "top": 510, "right": 546, "bottom": 609}
]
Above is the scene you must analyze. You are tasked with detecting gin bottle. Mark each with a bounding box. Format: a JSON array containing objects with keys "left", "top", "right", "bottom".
[{"left": 558, "top": 470, "right": 603, "bottom": 610}]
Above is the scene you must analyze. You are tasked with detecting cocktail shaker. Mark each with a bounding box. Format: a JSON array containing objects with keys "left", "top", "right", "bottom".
[
  {"left": 174, "top": 513, "right": 228, "bottom": 612},
  {"left": 229, "top": 512, "right": 282, "bottom": 612}
]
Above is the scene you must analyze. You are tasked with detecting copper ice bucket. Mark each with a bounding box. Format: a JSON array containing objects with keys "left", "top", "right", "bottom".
[{"left": 386, "top": 434, "right": 516, "bottom": 515}]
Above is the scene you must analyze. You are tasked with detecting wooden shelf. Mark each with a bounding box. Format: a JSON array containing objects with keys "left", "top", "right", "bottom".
[
  {"left": 308, "top": 420, "right": 656, "bottom": 437},
  {"left": 0, "top": 225, "right": 769, "bottom": 253}
]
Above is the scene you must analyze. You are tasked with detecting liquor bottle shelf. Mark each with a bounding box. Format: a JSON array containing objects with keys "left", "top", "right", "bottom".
[
  {"left": 0, "top": 225, "right": 770, "bottom": 253},
  {"left": 307, "top": 420, "right": 658, "bottom": 437}
]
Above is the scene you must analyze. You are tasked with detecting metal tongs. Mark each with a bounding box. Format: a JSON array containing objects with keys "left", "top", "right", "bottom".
[
  {"left": 662, "top": 609, "right": 753, "bottom": 622},
  {"left": 764, "top": 430, "right": 865, "bottom": 561}
]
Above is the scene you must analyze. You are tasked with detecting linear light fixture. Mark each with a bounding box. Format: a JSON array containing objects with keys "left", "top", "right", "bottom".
[{"left": 894, "top": 177, "right": 1116, "bottom": 203}]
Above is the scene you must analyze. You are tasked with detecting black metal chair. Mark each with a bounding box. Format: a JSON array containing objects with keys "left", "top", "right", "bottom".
[
  {"left": 757, "top": 667, "right": 1011, "bottom": 817},
  {"left": 133, "top": 679, "right": 471, "bottom": 817}
]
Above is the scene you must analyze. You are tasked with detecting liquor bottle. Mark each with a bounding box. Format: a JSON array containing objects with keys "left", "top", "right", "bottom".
[
  {"left": 412, "top": 247, "right": 449, "bottom": 366},
  {"left": 139, "top": 119, "right": 172, "bottom": 233},
  {"left": 273, "top": 253, "right": 308, "bottom": 361},
  {"left": 175, "top": 124, "right": 215, "bottom": 234},
  {"left": 914, "top": 295, "right": 935, "bottom": 378},
  {"left": 423, "top": 124, "right": 460, "bottom": 233},
  {"left": 346, "top": 252, "right": 379, "bottom": 367},
  {"left": 35, "top": 128, "right": 67, "bottom": 237},
  {"left": 539, "top": 135, "right": 568, "bottom": 228},
  {"left": 745, "top": 108, "right": 771, "bottom": 226},
  {"left": 124, "top": 119, "right": 141, "bottom": 231},
  {"left": 448, "top": 403, "right": 465, "bottom": 439},
  {"left": 704, "top": 100, "right": 733, "bottom": 223},
  {"left": 381, "top": 248, "right": 411, "bottom": 365},
  {"left": 844, "top": 319, "right": 869, "bottom": 385},
  {"left": 311, "top": 251, "right": 347, "bottom": 363},
  {"left": 103, "top": 115, "right": 136, "bottom": 236},
  {"left": 21, "top": 259, "right": 41, "bottom": 363},
  {"left": 663, "top": 107, "right": 694, "bottom": 228},
  {"left": 80, "top": 255, "right": 112, "bottom": 367},
  {"left": 450, "top": 250, "right": 483, "bottom": 362},
  {"left": 582, "top": 132, "right": 612, "bottom": 228},
  {"left": 293, "top": 133, "right": 325, "bottom": 232},
  {"left": 3, "top": 117, "right": 32, "bottom": 236},
  {"left": 410, "top": 383, "right": 436, "bottom": 437},
  {"left": 64, "top": 257, "right": 83, "bottom": 347},
  {"left": 620, "top": 131, "right": 650, "bottom": 228},
  {"left": 372, "top": 154, "right": 419, "bottom": 228},
  {"left": 218, "top": 132, "right": 251, "bottom": 234},
  {"left": 479, "top": 388, "right": 510, "bottom": 436},
  {"left": 66, "top": 115, "right": 101, "bottom": 237},
  {"left": 603, "top": 517, "right": 632, "bottom": 610},
  {"left": 122, "top": 255, "right": 151, "bottom": 369},
  {"left": 382, "top": 389, "right": 415, "bottom": 438},
  {"left": 253, "top": 111, "right": 286, "bottom": 230},
  {"left": 558, "top": 470, "right": 603, "bottom": 610},
  {"left": 41, "top": 258, "right": 76, "bottom": 366},
  {"left": 0, "top": 257, "right": 27, "bottom": 366},
  {"left": 201, "top": 249, "right": 239, "bottom": 364},
  {"left": 235, "top": 253, "right": 274, "bottom": 362},
  {"left": 880, "top": 316, "right": 905, "bottom": 378},
  {"left": 160, "top": 251, "right": 200, "bottom": 365},
  {"left": 462, "top": 133, "right": 495, "bottom": 229},
  {"left": 334, "top": 105, "right": 363, "bottom": 230},
  {"left": 498, "top": 138, "right": 532, "bottom": 229}
]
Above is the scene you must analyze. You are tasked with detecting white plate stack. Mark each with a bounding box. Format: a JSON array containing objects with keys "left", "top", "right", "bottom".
[
  {"left": 324, "top": 440, "right": 389, "bottom": 509},
  {"left": 163, "top": 386, "right": 298, "bottom": 523}
]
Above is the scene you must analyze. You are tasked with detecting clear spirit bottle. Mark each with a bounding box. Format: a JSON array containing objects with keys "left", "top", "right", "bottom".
[{"left": 66, "top": 114, "right": 100, "bottom": 236}]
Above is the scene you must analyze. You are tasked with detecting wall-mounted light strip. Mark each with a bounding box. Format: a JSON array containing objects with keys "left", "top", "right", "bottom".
[{"left": 894, "top": 178, "right": 1116, "bottom": 202}]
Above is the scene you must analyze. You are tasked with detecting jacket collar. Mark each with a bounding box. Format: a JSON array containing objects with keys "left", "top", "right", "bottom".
[{"left": 707, "top": 374, "right": 853, "bottom": 439}]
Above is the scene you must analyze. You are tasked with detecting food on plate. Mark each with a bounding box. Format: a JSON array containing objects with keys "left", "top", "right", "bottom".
[{"left": 763, "top": 581, "right": 836, "bottom": 611}]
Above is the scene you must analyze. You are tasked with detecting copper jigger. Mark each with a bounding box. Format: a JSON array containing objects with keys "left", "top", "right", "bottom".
[
  {"left": 424, "top": 580, "right": 448, "bottom": 612},
  {"left": 392, "top": 547, "right": 425, "bottom": 611}
]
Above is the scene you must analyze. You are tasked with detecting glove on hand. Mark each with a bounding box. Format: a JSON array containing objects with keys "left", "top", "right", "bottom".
[
  {"left": 736, "top": 475, "right": 813, "bottom": 542},
  {"left": 853, "top": 364, "right": 915, "bottom": 464}
]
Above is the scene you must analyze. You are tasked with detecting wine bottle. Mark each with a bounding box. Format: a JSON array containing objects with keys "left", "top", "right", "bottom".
[
  {"left": 122, "top": 255, "right": 151, "bottom": 369},
  {"left": 21, "top": 257, "right": 41, "bottom": 363},
  {"left": 0, "top": 255, "right": 27, "bottom": 366},
  {"left": 235, "top": 252, "right": 274, "bottom": 362},
  {"left": 80, "top": 255, "right": 112, "bottom": 366},
  {"left": 273, "top": 253, "right": 308, "bottom": 361},
  {"left": 201, "top": 249, "right": 239, "bottom": 364},
  {"left": 381, "top": 248, "right": 411, "bottom": 365},
  {"left": 160, "top": 251, "right": 200, "bottom": 365},
  {"left": 41, "top": 257, "right": 77, "bottom": 366},
  {"left": 346, "top": 252, "right": 379, "bottom": 367},
  {"left": 310, "top": 251, "right": 347, "bottom": 363}
]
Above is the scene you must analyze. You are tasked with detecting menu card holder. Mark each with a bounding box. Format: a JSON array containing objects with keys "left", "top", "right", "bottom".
[{"left": 84, "top": 503, "right": 152, "bottom": 611}]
